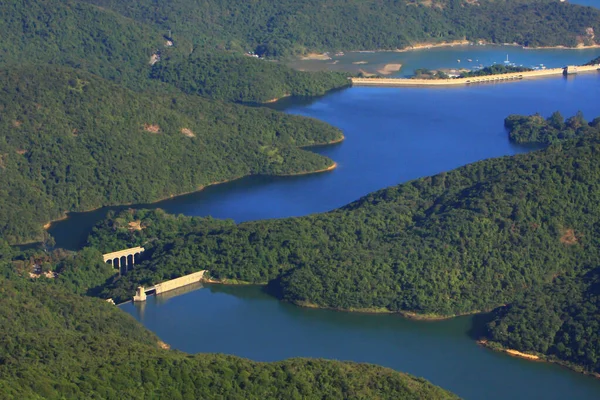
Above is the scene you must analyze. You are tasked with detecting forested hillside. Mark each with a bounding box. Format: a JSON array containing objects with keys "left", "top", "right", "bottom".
[
  {"left": 80, "top": 0, "right": 600, "bottom": 55},
  {"left": 505, "top": 111, "right": 599, "bottom": 144},
  {"left": 0, "top": 0, "right": 351, "bottom": 102},
  {"left": 150, "top": 53, "right": 351, "bottom": 103},
  {"left": 486, "top": 268, "right": 600, "bottom": 374},
  {"left": 83, "top": 114, "right": 600, "bottom": 374},
  {"left": 0, "top": 0, "right": 164, "bottom": 88},
  {"left": 0, "top": 66, "right": 341, "bottom": 244},
  {"left": 0, "top": 275, "right": 458, "bottom": 399}
]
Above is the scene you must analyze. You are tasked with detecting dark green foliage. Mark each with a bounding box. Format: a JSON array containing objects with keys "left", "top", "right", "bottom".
[
  {"left": 0, "top": 66, "right": 342, "bottom": 244},
  {"left": 585, "top": 55, "right": 600, "bottom": 65},
  {"left": 89, "top": 116, "right": 600, "bottom": 318},
  {"left": 80, "top": 0, "right": 600, "bottom": 55},
  {"left": 0, "top": 0, "right": 351, "bottom": 101},
  {"left": 412, "top": 69, "right": 449, "bottom": 79},
  {"left": 505, "top": 111, "right": 595, "bottom": 144},
  {"left": 0, "top": 277, "right": 459, "bottom": 399},
  {"left": 486, "top": 268, "right": 600, "bottom": 374},
  {"left": 0, "top": 0, "right": 165, "bottom": 89},
  {"left": 460, "top": 65, "right": 533, "bottom": 78},
  {"left": 151, "top": 52, "right": 351, "bottom": 103}
]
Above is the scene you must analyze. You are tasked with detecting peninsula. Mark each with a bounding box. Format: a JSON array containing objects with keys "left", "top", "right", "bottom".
[{"left": 88, "top": 112, "right": 600, "bottom": 377}]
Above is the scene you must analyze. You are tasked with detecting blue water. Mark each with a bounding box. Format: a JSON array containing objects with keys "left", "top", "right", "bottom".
[
  {"left": 115, "top": 73, "right": 600, "bottom": 400},
  {"left": 289, "top": 43, "right": 599, "bottom": 77},
  {"left": 122, "top": 284, "right": 600, "bottom": 400},
  {"left": 571, "top": 0, "right": 599, "bottom": 7},
  {"left": 50, "top": 73, "right": 600, "bottom": 248}
]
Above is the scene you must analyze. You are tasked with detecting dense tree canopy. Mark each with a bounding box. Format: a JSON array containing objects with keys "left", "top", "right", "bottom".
[
  {"left": 87, "top": 115, "right": 600, "bottom": 314},
  {"left": 0, "top": 66, "right": 342, "bottom": 244},
  {"left": 150, "top": 52, "right": 351, "bottom": 103},
  {"left": 0, "top": 275, "right": 458, "bottom": 399},
  {"left": 486, "top": 268, "right": 600, "bottom": 374},
  {"left": 505, "top": 111, "right": 598, "bottom": 144},
  {"left": 79, "top": 0, "right": 600, "bottom": 56},
  {"left": 83, "top": 114, "right": 600, "bottom": 374},
  {"left": 0, "top": 0, "right": 351, "bottom": 102}
]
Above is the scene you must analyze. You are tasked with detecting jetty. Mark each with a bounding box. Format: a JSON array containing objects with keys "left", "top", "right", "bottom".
[
  {"left": 133, "top": 270, "right": 206, "bottom": 302},
  {"left": 351, "top": 64, "right": 600, "bottom": 87}
]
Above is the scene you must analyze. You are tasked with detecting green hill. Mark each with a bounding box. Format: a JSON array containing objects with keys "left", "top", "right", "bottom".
[
  {"left": 86, "top": 113, "right": 600, "bottom": 374},
  {"left": 485, "top": 268, "right": 600, "bottom": 375},
  {"left": 505, "top": 111, "right": 599, "bottom": 144},
  {"left": 0, "top": 0, "right": 164, "bottom": 88},
  {"left": 0, "top": 275, "right": 459, "bottom": 399},
  {"left": 0, "top": 66, "right": 342, "bottom": 244},
  {"left": 0, "top": 0, "right": 350, "bottom": 102},
  {"left": 150, "top": 52, "right": 351, "bottom": 103},
  {"left": 79, "top": 0, "right": 600, "bottom": 56},
  {"left": 88, "top": 114, "right": 600, "bottom": 316}
]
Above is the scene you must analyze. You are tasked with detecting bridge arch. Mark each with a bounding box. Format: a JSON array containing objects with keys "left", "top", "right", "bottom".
[{"left": 102, "top": 247, "right": 145, "bottom": 274}]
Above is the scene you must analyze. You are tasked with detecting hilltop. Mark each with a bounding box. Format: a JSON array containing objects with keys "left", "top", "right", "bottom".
[{"left": 80, "top": 0, "right": 600, "bottom": 56}]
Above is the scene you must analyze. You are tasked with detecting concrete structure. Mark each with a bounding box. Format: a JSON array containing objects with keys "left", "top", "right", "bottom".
[
  {"left": 351, "top": 64, "right": 600, "bottom": 87},
  {"left": 133, "top": 286, "right": 147, "bottom": 302},
  {"left": 564, "top": 65, "right": 579, "bottom": 75},
  {"left": 133, "top": 270, "right": 206, "bottom": 302},
  {"left": 102, "top": 246, "right": 145, "bottom": 274}
]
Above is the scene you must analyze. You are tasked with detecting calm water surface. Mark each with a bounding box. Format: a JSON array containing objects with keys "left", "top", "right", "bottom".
[
  {"left": 51, "top": 72, "right": 600, "bottom": 248},
  {"left": 121, "top": 285, "right": 600, "bottom": 400},
  {"left": 288, "top": 44, "right": 599, "bottom": 77},
  {"left": 116, "top": 74, "right": 600, "bottom": 400},
  {"left": 571, "top": 0, "right": 599, "bottom": 7},
  {"left": 38, "top": 22, "right": 597, "bottom": 400}
]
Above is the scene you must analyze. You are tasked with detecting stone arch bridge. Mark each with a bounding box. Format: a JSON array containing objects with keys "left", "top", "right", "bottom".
[{"left": 103, "top": 247, "right": 145, "bottom": 274}]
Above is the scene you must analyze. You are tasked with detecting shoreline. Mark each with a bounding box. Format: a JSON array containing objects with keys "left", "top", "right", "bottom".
[
  {"left": 299, "top": 134, "right": 345, "bottom": 148},
  {"left": 395, "top": 40, "right": 471, "bottom": 52},
  {"left": 116, "top": 277, "right": 600, "bottom": 380},
  {"left": 36, "top": 137, "right": 344, "bottom": 242},
  {"left": 477, "top": 340, "right": 600, "bottom": 380},
  {"left": 275, "top": 161, "right": 337, "bottom": 177},
  {"left": 296, "top": 41, "right": 600, "bottom": 63},
  {"left": 263, "top": 93, "right": 291, "bottom": 103},
  {"left": 293, "top": 300, "right": 482, "bottom": 321}
]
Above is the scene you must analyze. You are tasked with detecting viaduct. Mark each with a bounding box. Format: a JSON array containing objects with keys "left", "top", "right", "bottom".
[{"left": 102, "top": 246, "right": 145, "bottom": 274}]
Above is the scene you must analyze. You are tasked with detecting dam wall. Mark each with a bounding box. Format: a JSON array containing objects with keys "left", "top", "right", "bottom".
[
  {"left": 351, "top": 64, "right": 600, "bottom": 87},
  {"left": 154, "top": 270, "right": 206, "bottom": 295}
]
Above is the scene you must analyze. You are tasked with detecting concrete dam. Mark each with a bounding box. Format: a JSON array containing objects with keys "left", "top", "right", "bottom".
[
  {"left": 133, "top": 270, "right": 207, "bottom": 302},
  {"left": 351, "top": 64, "right": 600, "bottom": 87}
]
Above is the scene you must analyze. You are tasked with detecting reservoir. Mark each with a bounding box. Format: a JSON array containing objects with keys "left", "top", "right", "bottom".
[
  {"left": 50, "top": 47, "right": 600, "bottom": 249},
  {"left": 47, "top": 44, "right": 600, "bottom": 398},
  {"left": 121, "top": 284, "right": 600, "bottom": 400},
  {"left": 117, "top": 72, "right": 600, "bottom": 400}
]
